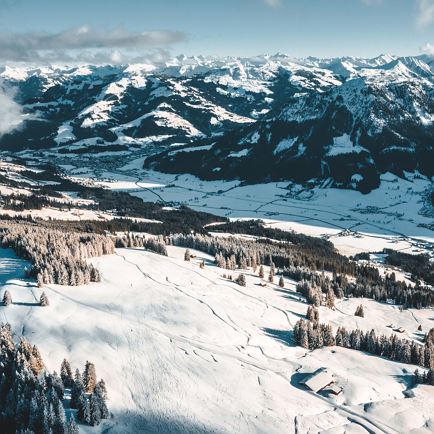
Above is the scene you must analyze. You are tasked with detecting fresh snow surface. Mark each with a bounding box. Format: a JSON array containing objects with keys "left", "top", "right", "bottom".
[
  {"left": 1, "top": 245, "right": 433, "bottom": 434},
  {"left": 228, "top": 148, "right": 250, "bottom": 158},
  {"left": 273, "top": 137, "right": 297, "bottom": 155},
  {"left": 326, "top": 134, "right": 368, "bottom": 157}
]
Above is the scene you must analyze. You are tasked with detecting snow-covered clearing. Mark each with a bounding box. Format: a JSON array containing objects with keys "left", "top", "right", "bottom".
[{"left": 1, "top": 246, "right": 433, "bottom": 434}]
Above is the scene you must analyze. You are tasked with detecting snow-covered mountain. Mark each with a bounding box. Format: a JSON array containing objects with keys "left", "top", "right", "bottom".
[{"left": 2, "top": 54, "right": 434, "bottom": 192}]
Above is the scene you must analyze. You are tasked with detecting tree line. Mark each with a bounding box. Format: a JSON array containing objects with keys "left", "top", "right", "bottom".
[
  {"left": 293, "top": 318, "right": 434, "bottom": 370},
  {"left": 295, "top": 270, "right": 434, "bottom": 309},
  {"left": 115, "top": 233, "right": 168, "bottom": 256},
  {"left": 0, "top": 221, "right": 114, "bottom": 286}
]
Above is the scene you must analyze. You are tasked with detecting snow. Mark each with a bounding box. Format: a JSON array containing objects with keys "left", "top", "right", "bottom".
[
  {"left": 1, "top": 244, "right": 433, "bottom": 433},
  {"left": 55, "top": 123, "right": 76, "bottom": 144},
  {"left": 228, "top": 148, "right": 250, "bottom": 158},
  {"left": 326, "top": 134, "right": 368, "bottom": 157},
  {"left": 273, "top": 137, "right": 297, "bottom": 155}
]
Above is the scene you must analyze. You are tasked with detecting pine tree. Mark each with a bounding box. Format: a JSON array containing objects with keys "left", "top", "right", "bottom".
[
  {"left": 325, "top": 288, "right": 335, "bottom": 309},
  {"left": 89, "top": 393, "right": 102, "bottom": 426},
  {"left": 95, "top": 381, "right": 109, "bottom": 419},
  {"left": 259, "top": 265, "right": 264, "bottom": 279},
  {"left": 61, "top": 359, "right": 74, "bottom": 388},
  {"left": 184, "top": 249, "right": 191, "bottom": 261},
  {"left": 67, "top": 416, "right": 79, "bottom": 434},
  {"left": 83, "top": 361, "right": 97, "bottom": 393},
  {"left": 37, "top": 273, "right": 44, "bottom": 288},
  {"left": 426, "top": 328, "right": 434, "bottom": 345},
  {"left": 71, "top": 369, "right": 85, "bottom": 409},
  {"left": 78, "top": 394, "right": 90, "bottom": 424},
  {"left": 3, "top": 290, "right": 12, "bottom": 306},
  {"left": 96, "top": 379, "right": 108, "bottom": 401},
  {"left": 236, "top": 274, "right": 247, "bottom": 287},
  {"left": 278, "top": 275, "right": 284, "bottom": 288},
  {"left": 354, "top": 304, "right": 364, "bottom": 318},
  {"left": 40, "top": 291, "right": 49, "bottom": 307},
  {"left": 268, "top": 263, "right": 275, "bottom": 283}
]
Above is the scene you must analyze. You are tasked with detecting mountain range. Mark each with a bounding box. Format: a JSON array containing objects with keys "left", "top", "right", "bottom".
[{"left": 1, "top": 53, "right": 434, "bottom": 193}]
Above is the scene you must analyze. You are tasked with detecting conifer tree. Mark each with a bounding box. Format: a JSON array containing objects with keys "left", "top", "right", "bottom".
[
  {"left": 268, "top": 263, "right": 275, "bottom": 283},
  {"left": 61, "top": 359, "right": 74, "bottom": 388},
  {"left": 278, "top": 275, "right": 284, "bottom": 288},
  {"left": 236, "top": 274, "right": 247, "bottom": 287},
  {"left": 259, "top": 265, "right": 265, "bottom": 279},
  {"left": 40, "top": 291, "right": 49, "bottom": 307},
  {"left": 71, "top": 369, "right": 85, "bottom": 409},
  {"left": 67, "top": 416, "right": 79, "bottom": 434},
  {"left": 325, "top": 288, "right": 335, "bottom": 309},
  {"left": 89, "top": 393, "right": 102, "bottom": 426},
  {"left": 97, "top": 378, "right": 108, "bottom": 401},
  {"left": 184, "top": 249, "right": 191, "bottom": 261},
  {"left": 426, "top": 328, "right": 434, "bottom": 345},
  {"left": 83, "top": 361, "right": 97, "bottom": 394},
  {"left": 78, "top": 394, "right": 90, "bottom": 424},
  {"left": 355, "top": 304, "right": 365, "bottom": 318},
  {"left": 2, "top": 290, "right": 12, "bottom": 306}
]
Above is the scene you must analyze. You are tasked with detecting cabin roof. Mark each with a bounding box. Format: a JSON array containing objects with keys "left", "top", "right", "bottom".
[{"left": 299, "top": 368, "right": 335, "bottom": 393}]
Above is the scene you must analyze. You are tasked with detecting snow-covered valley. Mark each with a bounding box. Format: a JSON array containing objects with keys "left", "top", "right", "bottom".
[{"left": 1, "top": 244, "right": 433, "bottom": 434}]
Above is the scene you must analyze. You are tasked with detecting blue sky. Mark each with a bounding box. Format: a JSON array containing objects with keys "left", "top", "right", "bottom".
[{"left": 0, "top": 0, "right": 433, "bottom": 62}]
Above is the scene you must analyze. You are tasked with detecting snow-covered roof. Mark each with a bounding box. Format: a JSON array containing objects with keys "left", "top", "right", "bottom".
[{"left": 299, "top": 368, "right": 335, "bottom": 393}]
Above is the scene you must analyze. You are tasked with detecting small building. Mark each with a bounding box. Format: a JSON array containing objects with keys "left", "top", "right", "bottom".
[
  {"left": 323, "top": 384, "right": 343, "bottom": 396},
  {"left": 299, "top": 368, "right": 337, "bottom": 393}
]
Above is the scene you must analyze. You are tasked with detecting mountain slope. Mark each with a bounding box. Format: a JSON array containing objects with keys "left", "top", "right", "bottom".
[{"left": 144, "top": 55, "right": 434, "bottom": 193}]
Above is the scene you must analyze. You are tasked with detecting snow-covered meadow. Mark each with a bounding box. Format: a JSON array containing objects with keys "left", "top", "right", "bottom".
[{"left": 1, "top": 245, "right": 433, "bottom": 434}]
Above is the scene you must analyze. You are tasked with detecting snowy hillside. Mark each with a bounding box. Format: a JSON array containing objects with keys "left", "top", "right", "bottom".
[{"left": 2, "top": 244, "right": 433, "bottom": 434}]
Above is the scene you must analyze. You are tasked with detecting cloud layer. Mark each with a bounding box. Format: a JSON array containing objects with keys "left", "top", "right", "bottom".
[
  {"left": 0, "top": 86, "right": 22, "bottom": 136},
  {"left": 0, "top": 26, "right": 186, "bottom": 63}
]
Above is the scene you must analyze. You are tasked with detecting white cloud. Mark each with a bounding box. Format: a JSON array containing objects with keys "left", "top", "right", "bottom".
[
  {"left": 417, "top": 0, "right": 434, "bottom": 27},
  {"left": 421, "top": 42, "right": 434, "bottom": 55},
  {"left": 0, "top": 85, "right": 22, "bottom": 136},
  {"left": 262, "top": 0, "right": 282, "bottom": 8},
  {"left": 0, "top": 26, "right": 186, "bottom": 63}
]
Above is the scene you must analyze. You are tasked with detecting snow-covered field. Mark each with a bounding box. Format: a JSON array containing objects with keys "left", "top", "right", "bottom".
[
  {"left": 1, "top": 245, "right": 433, "bottom": 434},
  {"left": 64, "top": 163, "right": 434, "bottom": 258}
]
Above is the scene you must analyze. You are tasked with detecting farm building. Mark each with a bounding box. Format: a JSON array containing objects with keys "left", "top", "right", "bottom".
[{"left": 299, "top": 368, "right": 342, "bottom": 395}]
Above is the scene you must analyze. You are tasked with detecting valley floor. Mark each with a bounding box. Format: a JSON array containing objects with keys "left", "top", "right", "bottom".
[
  {"left": 1, "top": 246, "right": 433, "bottom": 434},
  {"left": 60, "top": 159, "right": 434, "bottom": 258}
]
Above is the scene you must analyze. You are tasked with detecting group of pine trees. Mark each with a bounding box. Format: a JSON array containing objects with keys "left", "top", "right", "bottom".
[
  {"left": 3, "top": 290, "right": 49, "bottom": 307},
  {"left": 0, "top": 221, "right": 114, "bottom": 286},
  {"left": 414, "top": 368, "right": 434, "bottom": 386},
  {"left": 295, "top": 270, "right": 433, "bottom": 309},
  {"left": 115, "top": 234, "right": 168, "bottom": 256},
  {"left": 170, "top": 233, "right": 433, "bottom": 309},
  {"left": 62, "top": 360, "right": 109, "bottom": 427},
  {"left": 0, "top": 323, "right": 109, "bottom": 433},
  {"left": 293, "top": 318, "right": 434, "bottom": 370}
]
